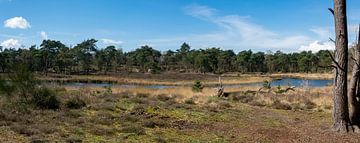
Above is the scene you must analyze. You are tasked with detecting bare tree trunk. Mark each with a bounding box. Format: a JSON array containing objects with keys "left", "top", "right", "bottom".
[
  {"left": 349, "top": 25, "right": 360, "bottom": 126},
  {"left": 348, "top": 25, "right": 360, "bottom": 127},
  {"left": 331, "top": 0, "right": 351, "bottom": 133}
]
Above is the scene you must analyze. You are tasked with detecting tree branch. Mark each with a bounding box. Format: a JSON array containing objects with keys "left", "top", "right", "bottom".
[
  {"left": 326, "top": 50, "right": 345, "bottom": 72},
  {"left": 351, "top": 57, "right": 360, "bottom": 67},
  {"left": 357, "top": 24, "right": 360, "bottom": 45},
  {"left": 329, "top": 38, "right": 336, "bottom": 44},
  {"left": 328, "top": 8, "right": 334, "bottom": 15}
]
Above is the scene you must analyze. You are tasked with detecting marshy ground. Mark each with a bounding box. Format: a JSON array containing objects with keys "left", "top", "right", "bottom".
[
  {"left": 39, "top": 72, "right": 332, "bottom": 86},
  {"left": 1, "top": 73, "right": 357, "bottom": 143}
]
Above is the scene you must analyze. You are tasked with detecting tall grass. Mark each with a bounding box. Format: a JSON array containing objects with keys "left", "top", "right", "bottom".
[{"left": 64, "top": 85, "right": 333, "bottom": 111}]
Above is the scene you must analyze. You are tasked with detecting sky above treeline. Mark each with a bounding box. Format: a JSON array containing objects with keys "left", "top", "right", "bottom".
[{"left": 0, "top": 0, "right": 359, "bottom": 52}]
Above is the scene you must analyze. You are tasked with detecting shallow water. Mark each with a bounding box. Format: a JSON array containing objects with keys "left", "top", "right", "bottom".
[
  {"left": 63, "top": 82, "right": 177, "bottom": 89},
  {"left": 224, "top": 78, "right": 332, "bottom": 88},
  {"left": 60, "top": 78, "right": 332, "bottom": 89}
]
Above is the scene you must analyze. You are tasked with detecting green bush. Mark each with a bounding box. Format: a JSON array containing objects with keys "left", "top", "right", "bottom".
[
  {"left": 192, "top": 81, "right": 203, "bottom": 92},
  {"left": 32, "top": 87, "right": 60, "bottom": 110},
  {"left": 0, "top": 79, "right": 15, "bottom": 97},
  {"left": 65, "top": 96, "right": 86, "bottom": 109},
  {"left": 262, "top": 80, "right": 271, "bottom": 89}
]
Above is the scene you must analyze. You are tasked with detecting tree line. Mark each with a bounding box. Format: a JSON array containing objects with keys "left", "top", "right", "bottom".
[{"left": 0, "top": 39, "right": 334, "bottom": 75}]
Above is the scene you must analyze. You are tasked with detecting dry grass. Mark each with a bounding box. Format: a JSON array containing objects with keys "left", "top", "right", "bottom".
[
  {"left": 39, "top": 74, "right": 271, "bottom": 86},
  {"left": 269, "top": 73, "right": 332, "bottom": 80},
  {"left": 65, "top": 85, "right": 333, "bottom": 112}
]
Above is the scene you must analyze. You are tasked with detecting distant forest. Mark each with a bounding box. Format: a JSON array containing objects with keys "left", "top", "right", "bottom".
[{"left": 0, "top": 39, "right": 341, "bottom": 75}]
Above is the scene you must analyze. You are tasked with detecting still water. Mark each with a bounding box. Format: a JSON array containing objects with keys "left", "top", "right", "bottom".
[{"left": 61, "top": 78, "right": 332, "bottom": 89}]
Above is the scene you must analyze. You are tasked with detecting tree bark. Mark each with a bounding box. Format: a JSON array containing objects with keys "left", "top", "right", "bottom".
[
  {"left": 331, "top": 0, "right": 351, "bottom": 133},
  {"left": 349, "top": 25, "right": 360, "bottom": 125}
]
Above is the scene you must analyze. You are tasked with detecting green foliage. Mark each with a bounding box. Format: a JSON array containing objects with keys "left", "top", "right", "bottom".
[
  {"left": 262, "top": 80, "right": 271, "bottom": 89},
  {"left": 8, "top": 64, "right": 39, "bottom": 99},
  {"left": 73, "top": 39, "right": 98, "bottom": 74},
  {"left": 126, "top": 45, "right": 161, "bottom": 72},
  {"left": 0, "top": 39, "right": 336, "bottom": 75},
  {"left": 0, "top": 77, "right": 15, "bottom": 97},
  {"left": 32, "top": 87, "right": 60, "bottom": 110},
  {"left": 0, "top": 63, "right": 61, "bottom": 110},
  {"left": 192, "top": 81, "right": 203, "bottom": 92},
  {"left": 275, "top": 85, "right": 283, "bottom": 94},
  {"left": 40, "top": 40, "right": 66, "bottom": 75}
]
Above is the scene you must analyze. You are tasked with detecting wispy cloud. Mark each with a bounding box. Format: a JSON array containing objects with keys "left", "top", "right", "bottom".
[
  {"left": 310, "top": 27, "right": 333, "bottom": 39},
  {"left": 183, "top": 4, "right": 217, "bottom": 19},
  {"left": 4, "top": 17, "right": 31, "bottom": 29},
  {"left": 143, "top": 4, "right": 312, "bottom": 52}
]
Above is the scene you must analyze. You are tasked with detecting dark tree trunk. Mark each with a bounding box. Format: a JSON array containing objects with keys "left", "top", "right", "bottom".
[
  {"left": 349, "top": 25, "right": 360, "bottom": 126},
  {"left": 331, "top": 0, "right": 351, "bottom": 132}
]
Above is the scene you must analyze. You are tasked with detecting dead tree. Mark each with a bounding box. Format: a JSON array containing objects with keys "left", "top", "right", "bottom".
[
  {"left": 216, "top": 76, "right": 225, "bottom": 97},
  {"left": 329, "top": 0, "right": 352, "bottom": 132},
  {"left": 348, "top": 25, "right": 360, "bottom": 126}
]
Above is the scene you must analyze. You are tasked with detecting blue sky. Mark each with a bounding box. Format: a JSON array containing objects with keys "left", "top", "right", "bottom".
[{"left": 0, "top": 0, "right": 359, "bottom": 52}]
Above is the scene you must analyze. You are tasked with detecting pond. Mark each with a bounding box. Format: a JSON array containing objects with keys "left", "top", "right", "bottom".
[
  {"left": 224, "top": 78, "right": 333, "bottom": 88},
  {"left": 62, "top": 82, "right": 177, "bottom": 89},
  {"left": 58, "top": 78, "right": 333, "bottom": 89}
]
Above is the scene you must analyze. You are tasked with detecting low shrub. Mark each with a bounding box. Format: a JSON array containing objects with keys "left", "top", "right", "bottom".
[
  {"left": 91, "top": 125, "right": 117, "bottom": 136},
  {"left": 103, "top": 86, "right": 112, "bottom": 95},
  {"left": 65, "top": 96, "right": 87, "bottom": 109},
  {"left": 271, "top": 100, "right": 291, "bottom": 110},
  {"left": 192, "top": 81, "right": 203, "bottom": 92},
  {"left": 249, "top": 100, "right": 266, "bottom": 107},
  {"left": 130, "top": 97, "right": 148, "bottom": 104},
  {"left": 130, "top": 105, "right": 147, "bottom": 115},
  {"left": 119, "top": 92, "right": 131, "bottom": 98},
  {"left": 231, "top": 94, "right": 255, "bottom": 103},
  {"left": 157, "top": 94, "right": 172, "bottom": 102},
  {"left": 143, "top": 119, "right": 167, "bottom": 128},
  {"left": 120, "top": 125, "right": 146, "bottom": 135},
  {"left": 304, "top": 99, "right": 317, "bottom": 110},
  {"left": 120, "top": 114, "right": 139, "bottom": 123},
  {"left": 217, "top": 101, "right": 232, "bottom": 108},
  {"left": 32, "top": 87, "right": 60, "bottom": 110},
  {"left": 184, "top": 98, "right": 196, "bottom": 105},
  {"left": 136, "top": 93, "right": 149, "bottom": 98}
]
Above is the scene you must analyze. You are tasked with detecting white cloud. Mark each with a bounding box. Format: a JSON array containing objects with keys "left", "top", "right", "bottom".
[
  {"left": 40, "top": 31, "right": 48, "bottom": 40},
  {"left": 143, "top": 4, "right": 313, "bottom": 52},
  {"left": 1, "top": 38, "right": 20, "bottom": 48},
  {"left": 299, "top": 41, "right": 335, "bottom": 52},
  {"left": 101, "top": 38, "right": 123, "bottom": 46},
  {"left": 4, "top": 17, "right": 31, "bottom": 29}
]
